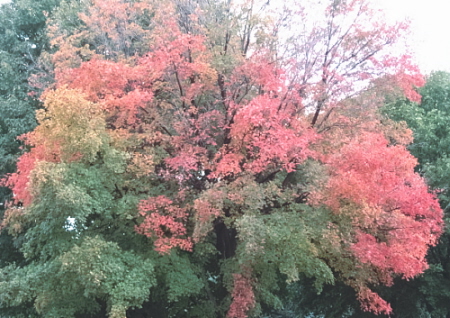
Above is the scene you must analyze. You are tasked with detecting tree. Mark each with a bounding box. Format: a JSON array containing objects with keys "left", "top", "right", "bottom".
[
  {"left": 285, "top": 71, "right": 450, "bottom": 318},
  {"left": 0, "top": 3, "right": 62, "bottom": 314},
  {"left": 0, "top": 0, "right": 62, "bottom": 202},
  {"left": 381, "top": 71, "right": 450, "bottom": 317},
  {"left": 386, "top": 71, "right": 450, "bottom": 209},
  {"left": 0, "top": 0, "right": 442, "bottom": 317}
]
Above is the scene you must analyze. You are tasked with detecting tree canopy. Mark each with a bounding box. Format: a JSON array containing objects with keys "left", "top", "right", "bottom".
[
  {"left": 0, "top": 0, "right": 442, "bottom": 317},
  {"left": 281, "top": 72, "right": 450, "bottom": 318}
]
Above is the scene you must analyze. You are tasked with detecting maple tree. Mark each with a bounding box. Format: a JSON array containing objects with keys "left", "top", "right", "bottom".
[
  {"left": 378, "top": 71, "right": 450, "bottom": 317},
  {"left": 0, "top": 0, "right": 443, "bottom": 317},
  {"left": 285, "top": 72, "right": 450, "bottom": 318}
]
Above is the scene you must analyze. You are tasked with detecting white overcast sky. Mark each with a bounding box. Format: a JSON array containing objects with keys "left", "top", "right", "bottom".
[
  {"left": 378, "top": 0, "right": 450, "bottom": 74},
  {"left": 0, "top": 0, "right": 448, "bottom": 74}
]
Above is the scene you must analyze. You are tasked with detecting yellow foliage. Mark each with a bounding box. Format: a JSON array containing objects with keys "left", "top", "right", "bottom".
[{"left": 32, "top": 88, "right": 108, "bottom": 162}]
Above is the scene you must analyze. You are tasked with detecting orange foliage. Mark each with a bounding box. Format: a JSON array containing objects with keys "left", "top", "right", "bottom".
[{"left": 135, "top": 195, "right": 192, "bottom": 254}]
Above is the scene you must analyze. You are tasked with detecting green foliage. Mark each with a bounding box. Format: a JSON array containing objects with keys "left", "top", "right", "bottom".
[
  {"left": 156, "top": 252, "right": 204, "bottom": 303},
  {"left": 381, "top": 71, "right": 450, "bottom": 317},
  {"left": 1, "top": 237, "right": 156, "bottom": 318},
  {"left": 384, "top": 71, "right": 450, "bottom": 208},
  {"left": 58, "top": 236, "right": 156, "bottom": 318},
  {"left": 0, "top": 0, "right": 61, "bottom": 178},
  {"left": 0, "top": 0, "right": 63, "bottom": 304}
]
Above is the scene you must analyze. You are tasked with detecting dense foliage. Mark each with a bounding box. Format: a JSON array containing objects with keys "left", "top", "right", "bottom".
[
  {"left": 0, "top": 0, "right": 443, "bottom": 317},
  {"left": 0, "top": 1, "right": 63, "bottom": 309},
  {"left": 0, "top": 0, "right": 61, "bottom": 203},
  {"left": 283, "top": 72, "right": 450, "bottom": 318},
  {"left": 382, "top": 71, "right": 450, "bottom": 317}
]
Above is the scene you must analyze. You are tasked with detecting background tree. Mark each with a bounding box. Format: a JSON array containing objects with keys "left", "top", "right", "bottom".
[
  {"left": 0, "top": 3, "right": 62, "bottom": 317},
  {"left": 0, "top": 0, "right": 61, "bottom": 204},
  {"left": 381, "top": 71, "right": 450, "bottom": 317},
  {"left": 0, "top": 0, "right": 442, "bottom": 317},
  {"left": 282, "top": 71, "right": 450, "bottom": 318},
  {"left": 386, "top": 71, "right": 450, "bottom": 209}
]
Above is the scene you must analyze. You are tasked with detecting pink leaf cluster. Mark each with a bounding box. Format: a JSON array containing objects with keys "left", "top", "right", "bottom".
[
  {"left": 57, "top": 59, "right": 154, "bottom": 127},
  {"left": 192, "top": 190, "right": 225, "bottom": 242},
  {"left": 357, "top": 286, "right": 393, "bottom": 315},
  {"left": 3, "top": 139, "right": 61, "bottom": 207},
  {"left": 227, "top": 273, "right": 256, "bottom": 318},
  {"left": 135, "top": 195, "right": 192, "bottom": 254},
  {"left": 315, "top": 132, "right": 443, "bottom": 314},
  {"left": 229, "top": 95, "right": 318, "bottom": 174},
  {"left": 381, "top": 55, "right": 426, "bottom": 103}
]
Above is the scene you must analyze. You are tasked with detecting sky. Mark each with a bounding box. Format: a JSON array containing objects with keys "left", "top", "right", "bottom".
[
  {"left": 378, "top": 0, "right": 450, "bottom": 74},
  {"left": 0, "top": 0, "right": 448, "bottom": 74}
]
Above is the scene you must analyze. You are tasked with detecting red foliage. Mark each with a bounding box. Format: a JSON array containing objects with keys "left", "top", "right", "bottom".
[
  {"left": 3, "top": 151, "right": 38, "bottom": 207},
  {"left": 357, "top": 286, "right": 393, "bottom": 315},
  {"left": 206, "top": 56, "right": 319, "bottom": 180},
  {"left": 56, "top": 59, "right": 154, "bottom": 127},
  {"left": 314, "top": 132, "right": 443, "bottom": 313},
  {"left": 321, "top": 133, "right": 442, "bottom": 234},
  {"left": 228, "top": 94, "right": 318, "bottom": 174},
  {"left": 380, "top": 55, "right": 426, "bottom": 103},
  {"left": 135, "top": 195, "right": 192, "bottom": 254},
  {"left": 3, "top": 135, "right": 61, "bottom": 207},
  {"left": 227, "top": 273, "right": 256, "bottom": 318}
]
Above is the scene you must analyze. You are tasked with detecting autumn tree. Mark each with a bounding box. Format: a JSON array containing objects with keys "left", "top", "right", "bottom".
[
  {"left": 285, "top": 72, "right": 450, "bottom": 318},
  {"left": 0, "top": 0, "right": 442, "bottom": 317},
  {"left": 380, "top": 71, "right": 450, "bottom": 317}
]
